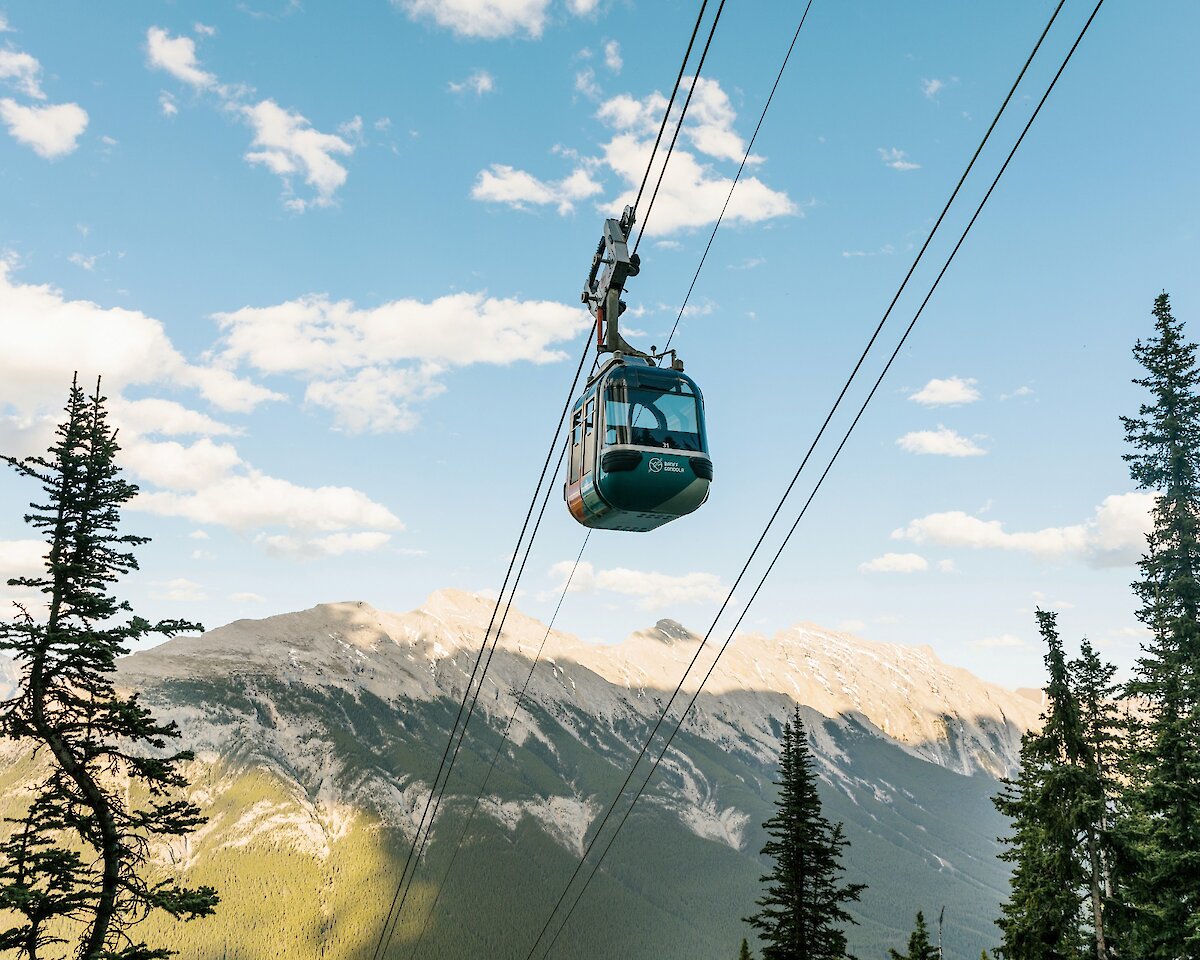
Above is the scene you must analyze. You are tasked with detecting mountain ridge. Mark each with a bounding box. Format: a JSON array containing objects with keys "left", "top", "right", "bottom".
[{"left": 0, "top": 589, "right": 1039, "bottom": 958}]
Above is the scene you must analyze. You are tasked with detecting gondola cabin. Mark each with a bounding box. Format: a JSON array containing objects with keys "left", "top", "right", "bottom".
[{"left": 565, "top": 354, "right": 713, "bottom": 532}]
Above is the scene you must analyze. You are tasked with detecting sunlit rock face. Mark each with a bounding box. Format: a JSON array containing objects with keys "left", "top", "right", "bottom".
[{"left": 0, "top": 591, "right": 1042, "bottom": 959}]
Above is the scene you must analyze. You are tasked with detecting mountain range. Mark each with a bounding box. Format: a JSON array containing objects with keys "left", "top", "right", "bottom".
[{"left": 0, "top": 589, "right": 1043, "bottom": 959}]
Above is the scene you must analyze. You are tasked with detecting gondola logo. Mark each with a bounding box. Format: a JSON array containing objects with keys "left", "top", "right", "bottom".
[{"left": 648, "top": 457, "right": 684, "bottom": 474}]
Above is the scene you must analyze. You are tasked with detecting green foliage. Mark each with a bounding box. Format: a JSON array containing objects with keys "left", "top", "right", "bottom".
[
  {"left": 887, "top": 910, "right": 937, "bottom": 960},
  {"left": 0, "top": 379, "right": 219, "bottom": 958},
  {"left": 745, "top": 707, "right": 865, "bottom": 960},
  {"left": 740, "top": 936, "right": 753, "bottom": 960},
  {"left": 1116, "top": 292, "right": 1200, "bottom": 960},
  {"left": 993, "top": 612, "right": 1120, "bottom": 960}
]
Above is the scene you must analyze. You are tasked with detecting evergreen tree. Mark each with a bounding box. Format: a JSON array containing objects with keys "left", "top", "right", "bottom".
[
  {"left": 1118, "top": 292, "right": 1200, "bottom": 959},
  {"left": 745, "top": 707, "right": 865, "bottom": 960},
  {"left": 995, "top": 610, "right": 1112, "bottom": 960},
  {"left": 1070, "top": 641, "right": 1121, "bottom": 960},
  {"left": 740, "top": 937, "right": 754, "bottom": 960},
  {"left": 888, "top": 910, "right": 938, "bottom": 960},
  {"left": 0, "top": 379, "right": 219, "bottom": 959}
]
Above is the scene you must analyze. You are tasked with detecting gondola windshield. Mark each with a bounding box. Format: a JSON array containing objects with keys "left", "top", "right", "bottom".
[{"left": 604, "top": 375, "right": 702, "bottom": 451}]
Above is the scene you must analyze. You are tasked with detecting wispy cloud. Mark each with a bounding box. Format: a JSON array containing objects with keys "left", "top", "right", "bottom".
[
  {"left": 0, "top": 99, "right": 88, "bottom": 159},
  {"left": 474, "top": 75, "right": 793, "bottom": 237},
  {"left": 397, "top": 0, "right": 554, "bottom": 39},
  {"left": 878, "top": 147, "right": 920, "bottom": 171},
  {"left": 546, "top": 560, "right": 724, "bottom": 609},
  {"left": 892, "top": 492, "right": 1156, "bottom": 568},
  {"left": 0, "top": 48, "right": 45, "bottom": 99},
  {"left": 971, "top": 633, "right": 1027, "bottom": 649},
  {"left": 472, "top": 163, "right": 602, "bottom": 214},
  {"left": 858, "top": 552, "right": 928, "bottom": 574},
  {"left": 449, "top": 70, "right": 495, "bottom": 96},
  {"left": 146, "top": 27, "right": 357, "bottom": 211},
  {"left": 604, "top": 40, "right": 622, "bottom": 73},
  {"left": 909, "top": 376, "right": 980, "bottom": 406},
  {"left": 897, "top": 426, "right": 986, "bottom": 457}
]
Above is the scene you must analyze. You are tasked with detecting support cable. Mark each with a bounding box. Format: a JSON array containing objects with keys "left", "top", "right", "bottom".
[
  {"left": 632, "top": 0, "right": 711, "bottom": 218},
  {"left": 370, "top": 2, "right": 738, "bottom": 948},
  {"left": 633, "top": 0, "right": 727, "bottom": 254},
  {"left": 522, "top": 1, "right": 1077, "bottom": 954},
  {"left": 533, "top": 3, "right": 1105, "bottom": 954},
  {"left": 378, "top": 436, "right": 571, "bottom": 958},
  {"left": 404, "top": 529, "right": 592, "bottom": 959},
  {"left": 368, "top": 332, "right": 590, "bottom": 960},
  {"left": 660, "top": 0, "right": 814, "bottom": 360}
]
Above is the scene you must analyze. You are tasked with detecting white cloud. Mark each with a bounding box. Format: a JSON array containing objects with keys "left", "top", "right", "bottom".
[
  {"left": 566, "top": 0, "right": 601, "bottom": 13},
  {"left": 150, "top": 577, "right": 207, "bottom": 602},
  {"left": 189, "top": 530, "right": 211, "bottom": 540},
  {"left": 598, "top": 132, "right": 792, "bottom": 235},
  {"left": 897, "top": 426, "right": 986, "bottom": 457},
  {"left": 909, "top": 376, "right": 980, "bottom": 406},
  {"left": 892, "top": 492, "right": 1156, "bottom": 568},
  {"left": 548, "top": 560, "right": 724, "bottom": 609},
  {"left": 972, "top": 633, "right": 1026, "bottom": 649},
  {"left": 878, "top": 147, "right": 920, "bottom": 171},
  {"left": 241, "top": 99, "right": 354, "bottom": 210},
  {"left": 0, "top": 98, "right": 88, "bottom": 158},
  {"left": 837, "top": 619, "right": 866, "bottom": 633},
  {"left": 256, "top": 530, "right": 393, "bottom": 559},
  {"left": 109, "top": 398, "right": 240, "bottom": 437},
  {"left": 475, "top": 75, "right": 792, "bottom": 237},
  {"left": 146, "top": 27, "right": 218, "bottom": 90},
  {"left": 597, "top": 77, "right": 761, "bottom": 166},
  {"left": 473, "top": 163, "right": 602, "bottom": 214},
  {"left": 230, "top": 592, "right": 265, "bottom": 603},
  {"left": 146, "top": 28, "right": 358, "bottom": 211},
  {"left": 133, "top": 473, "right": 402, "bottom": 533},
  {"left": 216, "top": 290, "right": 586, "bottom": 373},
  {"left": 575, "top": 67, "right": 600, "bottom": 99},
  {"left": 0, "top": 263, "right": 402, "bottom": 551},
  {"left": 922, "top": 78, "right": 944, "bottom": 99},
  {"left": 0, "top": 539, "right": 46, "bottom": 581},
  {"left": 305, "top": 364, "right": 446, "bottom": 433},
  {"left": 119, "top": 438, "right": 243, "bottom": 492},
  {"left": 398, "top": 0, "right": 552, "bottom": 39},
  {"left": 194, "top": 23, "right": 217, "bottom": 37},
  {"left": 448, "top": 70, "right": 495, "bottom": 96},
  {"left": 0, "top": 49, "right": 45, "bottom": 99},
  {"left": 0, "top": 260, "right": 276, "bottom": 415},
  {"left": 213, "top": 289, "right": 586, "bottom": 431},
  {"left": 603, "top": 40, "right": 622, "bottom": 73},
  {"left": 858, "top": 552, "right": 928, "bottom": 574},
  {"left": 1001, "top": 385, "right": 1035, "bottom": 400},
  {"left": 938, "top": 559, "right": 956, "bottom": 573},
  {"left": 68, "top": 252, "right": 97, "bottom": 271}
]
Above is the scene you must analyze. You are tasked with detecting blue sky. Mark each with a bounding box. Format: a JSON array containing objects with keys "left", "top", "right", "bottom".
[{"left": 1, "top": 0, "right": 1196, "bottom": 689}]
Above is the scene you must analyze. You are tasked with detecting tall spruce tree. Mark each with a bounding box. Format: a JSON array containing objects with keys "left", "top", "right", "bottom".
[
  {"left": 888, "top": 910, "right": 938, "bottom": 960},
  {"left": 994, "top": 611, "right": 1121, "bottom": 960},
  {"left": 994, "top": 611, "right": 1087, "bottom": 960},
  {"left": 739, "top": 937, "right": 754, "bottom": 960},
  {"left": 745, "top": 707, "right": 865, "bottom": 960},
  {"left": 1117, "top": 291, "right": 1200, "bottom": 958},
  {"left": 1070, "top": 641, "right": 1121, "bottom": 960},
  {"left": 0, "top": 379, "right": 218, "bottom": 959}
]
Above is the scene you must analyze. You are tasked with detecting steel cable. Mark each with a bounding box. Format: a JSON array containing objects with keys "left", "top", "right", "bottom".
[
  {"left": 533, "top": 3, "right": 1105, "bottom": 954},
  {"left": 522, "top": 0, "right": 1078, "bottom": 953}
]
